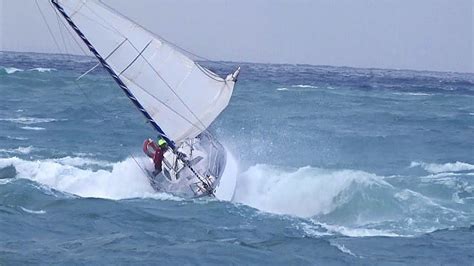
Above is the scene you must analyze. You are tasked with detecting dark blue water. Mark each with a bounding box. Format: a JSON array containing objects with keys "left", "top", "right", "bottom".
[{"left": 1, "top": 51, "right": 474, "bottom": 264}]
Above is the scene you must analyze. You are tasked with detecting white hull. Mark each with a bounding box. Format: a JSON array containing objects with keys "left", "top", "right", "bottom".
[{"left": 146, "top": 134, "right": 235, "bottom": 198}]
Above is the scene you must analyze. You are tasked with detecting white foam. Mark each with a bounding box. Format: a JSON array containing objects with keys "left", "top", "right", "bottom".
[
  {"left": 394, "top": 189, "right": 461, "bottom": 214},
  {"left": 0, "top": 179, "right": 13, "bottom": 185},
  {"left": 29, "top": 68, "right": 56, "bottom": 73},
  {"left": 232, "top": 164, "right": 383, "bottom": 218},
  {"left": 292, "top": 84, "right": 318, "bottom": 89},
  {"left": 0, "top": 146, "right": 34, "bottom": 155},
  {"left": 316, "top": 222, "right": 401, "bottom": 237},
  {"left": 0, "top": 117, "right": 60, "bottom": 125},
  {"left": 20, "top": 126, "right": 46, "bottom": 131},
  {"left": 410, "top": 161, "right": 474, "bottom": 174},
  {"left": 3, "top": 67, "right": 24, "bottom": 74},
  {"left": 20, "top": 207, "right": 46, "bottom": 215},
  {"left": 276, "top": 87, "right": 289, "bottom": 91},
  {"left": 49, "top": 156, "right": 114, "bottom": 168},
  {"left": 6, "top": 136, "right": 28, "bottom": 141},
  {"left": 329, "top": 242, "right": 358, "bottom": 257},
  {"left": 0, "top": 156, "right": 178, "bottom": 200},
  {"left": 394, "top": 92, "right": 432, "bottom": 96}
]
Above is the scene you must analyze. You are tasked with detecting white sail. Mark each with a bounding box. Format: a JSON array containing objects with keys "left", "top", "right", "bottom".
[{"left": 56, "top": 0, "right": 238, "bottom": 143}]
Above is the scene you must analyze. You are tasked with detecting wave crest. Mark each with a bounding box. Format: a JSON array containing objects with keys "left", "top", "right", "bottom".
[
  {"left": 410, "top": 161, "right": 474, "bottom": 173},
  {"left": 0, "top": 156, "right": 177, "bottom": 200}
]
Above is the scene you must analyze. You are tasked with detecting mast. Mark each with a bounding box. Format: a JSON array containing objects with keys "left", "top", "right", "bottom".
[{"left": 50, "top": 0, "right": 176, "bottom": 149}]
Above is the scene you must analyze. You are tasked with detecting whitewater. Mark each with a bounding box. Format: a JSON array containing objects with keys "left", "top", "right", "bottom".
[{"left": 1, "top": 52, "right": 473, "bottom": 264}]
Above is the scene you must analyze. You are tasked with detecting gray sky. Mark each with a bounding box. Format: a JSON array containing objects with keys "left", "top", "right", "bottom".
[{"left": 1, "top": 0, "right": 473, "bottom": 73}]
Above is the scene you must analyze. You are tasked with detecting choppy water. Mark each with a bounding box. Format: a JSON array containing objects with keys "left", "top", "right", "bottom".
[{"left": 1, "top": 51, "right": 473, "bottom": 264}]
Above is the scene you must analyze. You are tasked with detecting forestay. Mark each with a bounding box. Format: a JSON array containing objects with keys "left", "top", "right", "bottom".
[{"left": 55, "top": 0, "right": 237, "bottom": 143}]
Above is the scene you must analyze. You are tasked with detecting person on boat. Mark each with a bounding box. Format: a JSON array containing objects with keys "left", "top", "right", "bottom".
[{"left": 143, "top": 137, "right": 168, "bottom": 174}]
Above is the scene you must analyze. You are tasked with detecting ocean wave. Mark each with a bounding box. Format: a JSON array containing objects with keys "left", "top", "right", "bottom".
[
  {"left": 20, "top": 126, "right": 46, "bottom": 131},
  {"left": 0, "top": 179, "right": 13, "bottom": 185},
  {"left": 292, "top": 84, "right": 319, "bottom": 89},
  {"left": 0, "top": 67, "right": 56, "bottom": 74},
  {"left": 232, "top": 164, "right": 387, "bottom": 218},
  {"left": 318, "top": 222, "right": 402, "bottom": 237},
  {"left": 0, "top": 156, "right": 178, "bottom": 200},
  {"left": 329, "top": 242, "right": 358, "bottom": 257},
  {"left": 29, "top": 68, "right": 56, "bottom": 72},
  {"left": 0, "top": 117, "right": 63, "bottom": 125},
  {"left": 6, "top": 136, "right": 28, "bottom": 141},
  {"left": 300, "top": 220, "right": 401, "bottom": 238},
  {"left": 20, "top": 207, "right": 46, "bottom": 215},
  {"left": 393, "top": 92, "right": 432, "bottom": 96},
  {"left": 48, "top": 156, "right": 114, "bottom": 168},
  {"left": 2, "top": 67, "right": 24, "bottom": 74},
  {"left": 410, "top": 161, "right": 474, "bottom": 174},
  {"left": 394, "top": 189, "right": 462, "bottom": 215},
  {"left": 0, "top": 146, "right": 34, "bottom": 155},
  {"left": 276, "top": 85, "right": 321, "bottom": 92}
]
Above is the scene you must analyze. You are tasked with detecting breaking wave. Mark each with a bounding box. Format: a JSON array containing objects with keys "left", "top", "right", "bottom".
[
  {"left": 410, "top": 161, "right": 474, "bottom": 174},
  {"left": 393, "top": 92, "right": 433, "bottom": 96},
  {"left": 2, "top": 67, "right": 24, "bottom": 74},
  {"left": 0, "top": 146, "right": 34, "bottom": 155},
  {"left": 20, "top": 126, "right": 46, "bottom": 131},
  {"left": 0, "top": 117, "right": 64, "bottom": 125},
  {"left": 0, "top": 156, "right": 177, "bottom": 200},
  {"left": 0, "top": 67, "right": 56, "bottom": 74},
  {"left": 30, "top": 67, "right": 56, "bottom": 72},
  {"left": 292, "top": 84, "right": 319, "bottom": 89},
  {"left": 232, "top": 164, "right": 385, "bottom": 217},
  {"left": 20, "top": 207, "right": 47, "bottom": 215},
  {"left": 276, "top": 84, "right": 320, "bottom": 92},
  {"left": 1, "top": 155, "right": 472, "bottom": 237}
]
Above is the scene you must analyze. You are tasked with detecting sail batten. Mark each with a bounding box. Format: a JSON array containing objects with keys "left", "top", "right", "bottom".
[{"left": 53, "top": 0, "right": 237, "bottom": 143}]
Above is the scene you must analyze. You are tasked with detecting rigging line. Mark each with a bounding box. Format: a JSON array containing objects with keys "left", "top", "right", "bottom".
[
  {"left": 119, "top": 41, "right": 152, "bottom": 76},
  {"left": 119, "top": 74, "right": 221, "bottom": 142},
  {"left": 54, "top": 5, "right": 71, "bottom": 57},
  {"left": 38, "top": 0, "right": 89, "bottom": 97},
  {"left": 65, "top": 0, "right": 126, "bottom": 40},
  {"left": 50, "top": 2, "right": 89, "bottom": 57},
  {"left": 81, "top": 0, "right": 126, "bottom": 38},
  {"left": 130, "top": 154, "right": 151, "bottom": 179},
  {"left": 120, "top": 75, "right": 208, "bottom": 134},
  {"left": 48, "top": 3, "right": 108, "bottom": 118},
  {"left": 195, "top": 63, "right": 227, "bottom": 82},
  {"left": 123, "top": 40, "right": 209, "bottom": 131},
  {"left": 77, "top": 38, "right": 129, "bottom": 80},
  {"left": 35, "top": 0, "right": 63, "bottom": 55}
]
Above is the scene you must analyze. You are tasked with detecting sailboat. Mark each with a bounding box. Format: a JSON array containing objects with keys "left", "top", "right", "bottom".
[{"left": 50, "top": 0, "right": 240, "bottom": 199}]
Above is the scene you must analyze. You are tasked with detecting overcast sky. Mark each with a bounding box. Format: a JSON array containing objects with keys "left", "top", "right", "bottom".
[{"left": 1, "top": 0, "right": 473, "bottom": 73}]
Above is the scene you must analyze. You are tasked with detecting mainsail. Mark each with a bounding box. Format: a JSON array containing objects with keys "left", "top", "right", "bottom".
[{"left": 51, "top": 0, "right": 238, "bottom": 145}]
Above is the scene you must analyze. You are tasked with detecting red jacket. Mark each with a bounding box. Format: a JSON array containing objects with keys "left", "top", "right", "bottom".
[{"left": 143, "top": 139, "right": 165, "bottom": 171}]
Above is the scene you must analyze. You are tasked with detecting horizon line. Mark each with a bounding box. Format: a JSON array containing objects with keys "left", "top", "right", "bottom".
[{"left": 1, "top": 49, "right": 473, "bottom": 76}]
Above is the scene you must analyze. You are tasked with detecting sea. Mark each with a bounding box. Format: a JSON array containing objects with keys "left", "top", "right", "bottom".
[{"left": 1, "top": 51, "right": 473, "bottom": 265}]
